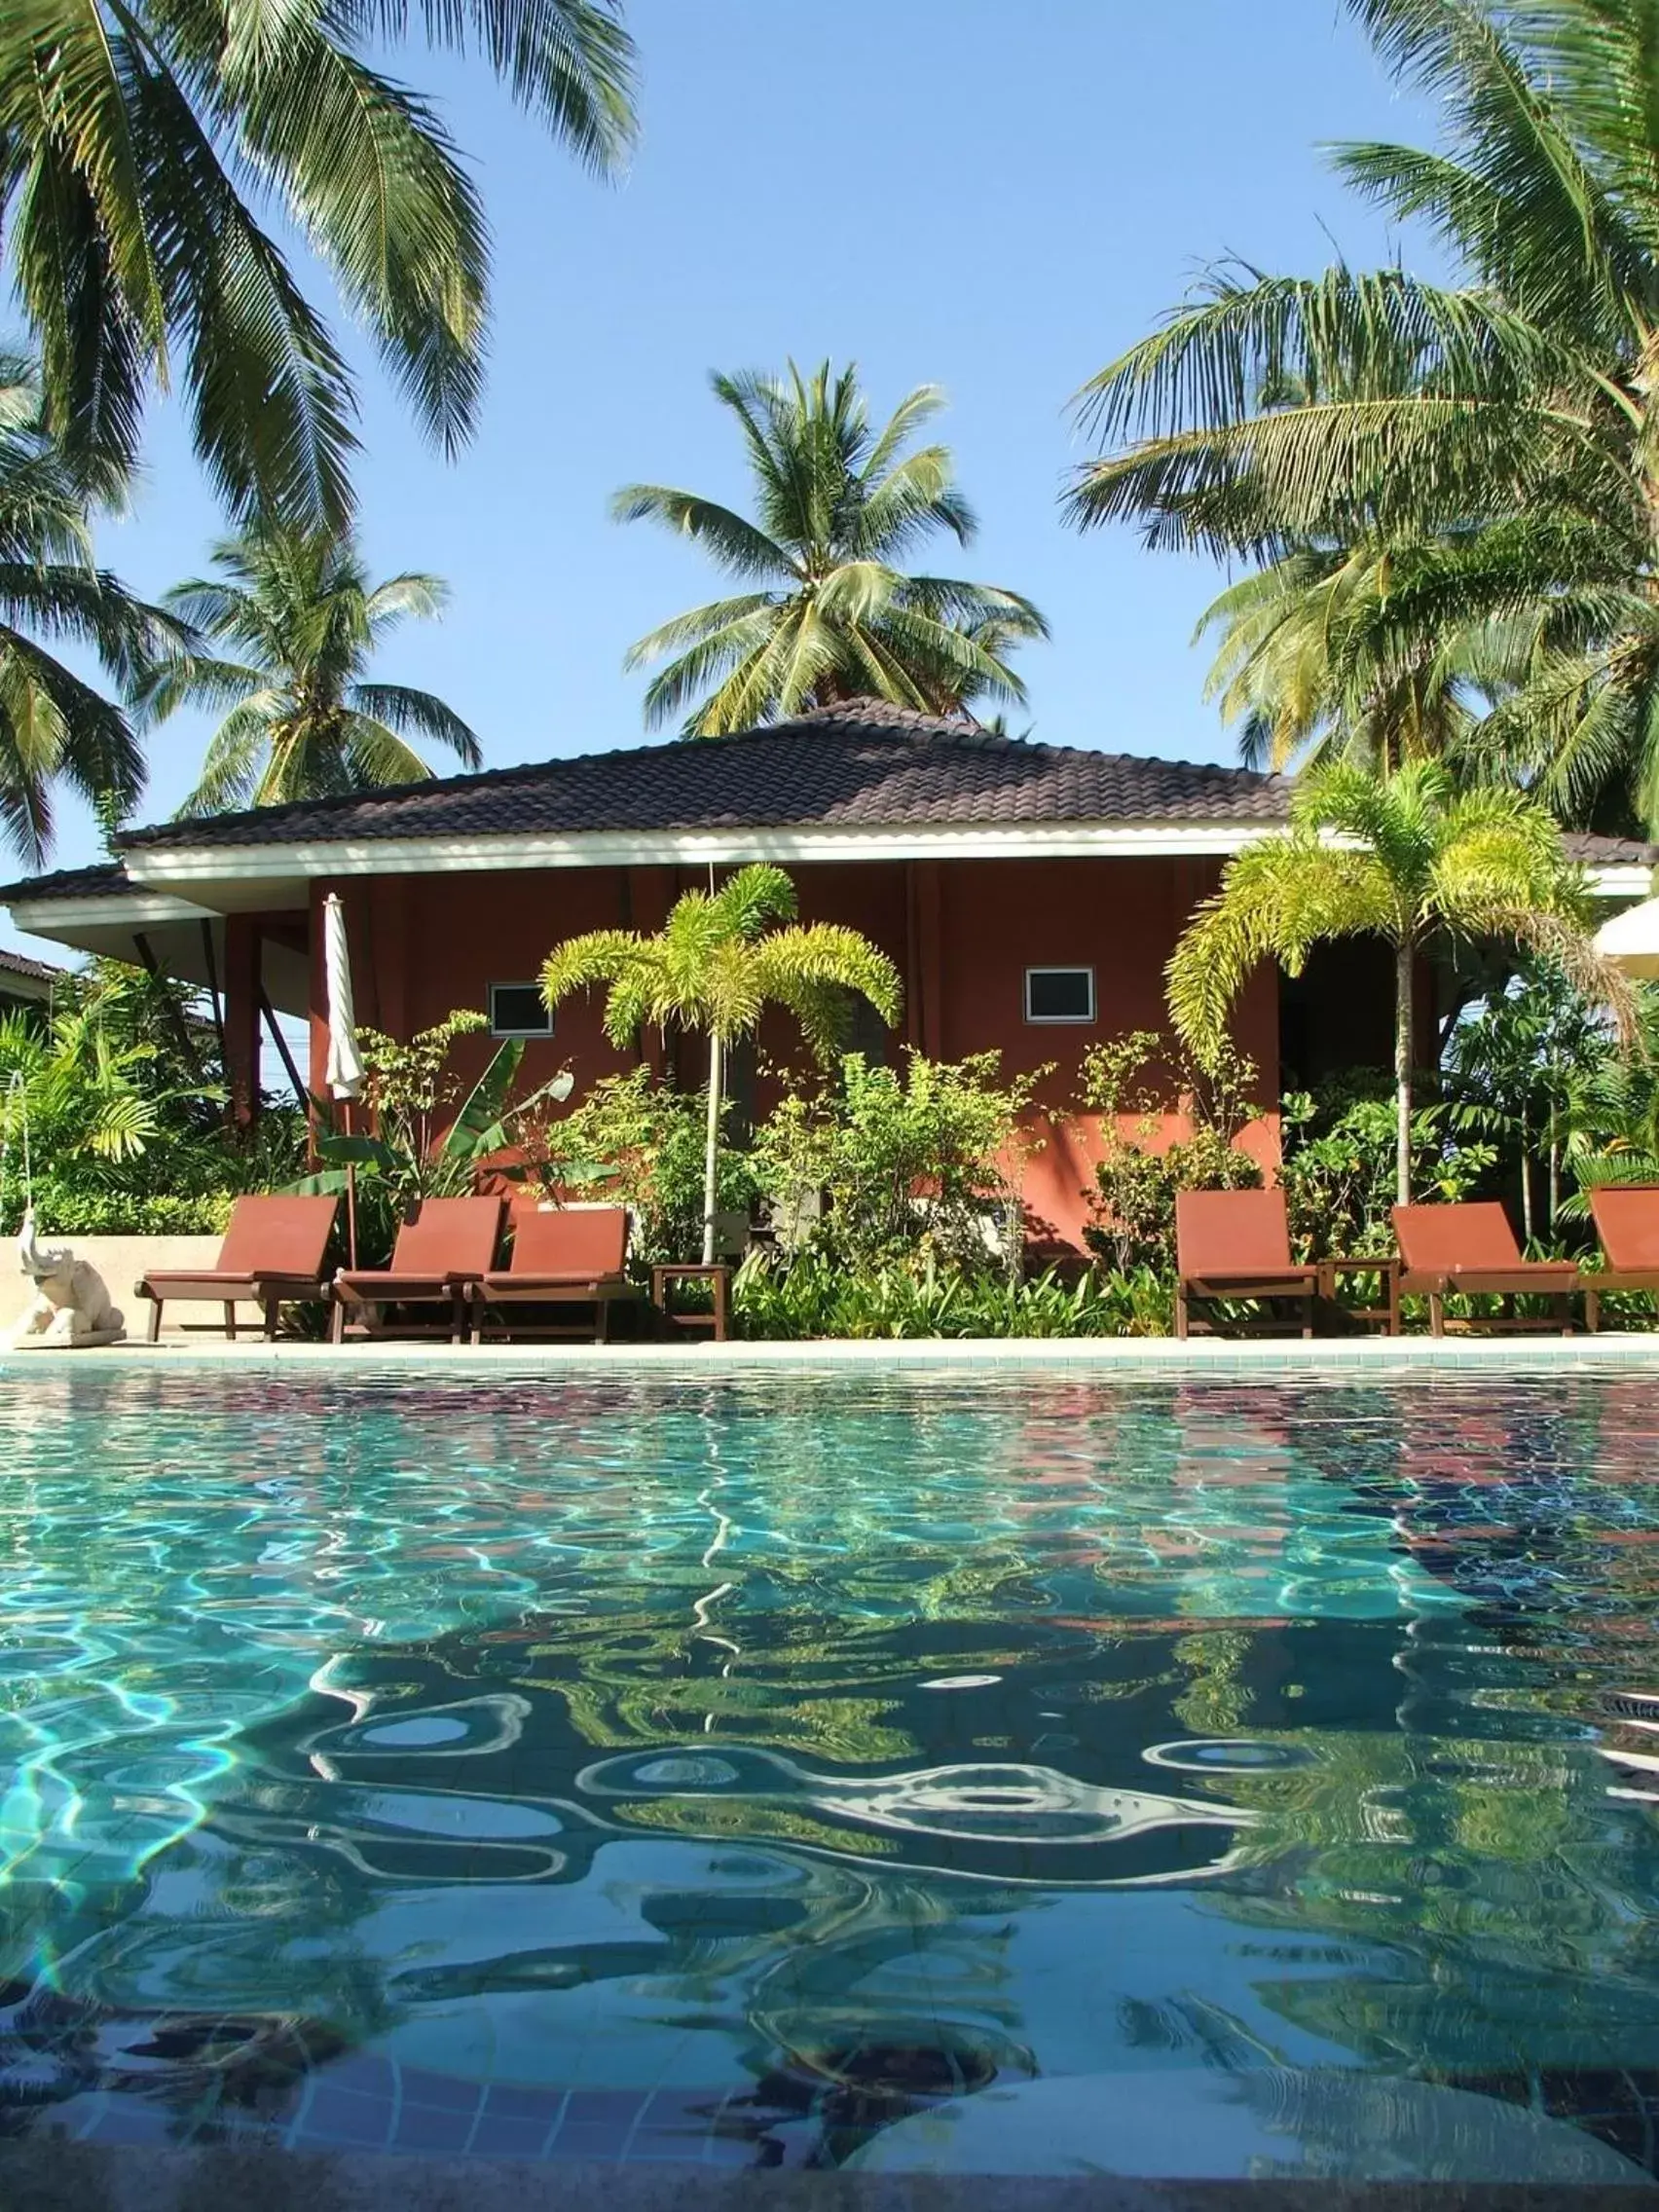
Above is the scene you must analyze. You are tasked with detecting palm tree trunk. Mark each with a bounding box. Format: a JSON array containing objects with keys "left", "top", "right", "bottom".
[
  {"left": 1520, "top": 1106, "right": 1533, "bottom": 1244},
  {"left": 1394, "top": 936, "right": 1414, "bottom": 1207},
  {"left": 702, "top": 1031, "right": 723, "bottom": 1267}
]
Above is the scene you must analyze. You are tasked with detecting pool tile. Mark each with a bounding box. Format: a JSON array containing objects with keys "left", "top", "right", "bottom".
[
  {"left": 294, "top": 2087, "right": 397, "bottom": 2149},
  {"left": 469, "top": 2111, "right": 559, "bottom": 2157},
  {"left": 552, "top": 2120, "right": 633, "bottom": 2160},
  {"left": 387, "top": 2101, "right": 478, "bottom": 2152}
]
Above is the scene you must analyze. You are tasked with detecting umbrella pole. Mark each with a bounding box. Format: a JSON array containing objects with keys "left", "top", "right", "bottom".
[{"left": 343, "top": 1098, "right": 358, "bottom": 1271}]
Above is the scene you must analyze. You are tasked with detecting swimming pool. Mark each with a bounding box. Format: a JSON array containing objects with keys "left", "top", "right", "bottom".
[{"left": 1, "top": 1363, "right": 1658, "bottom": 2181}]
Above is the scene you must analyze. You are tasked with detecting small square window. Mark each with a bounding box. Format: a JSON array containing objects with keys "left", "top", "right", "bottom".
[
  {"left": 1024, "top": 967, "right": 1095, "bottom": 1024},
  {"left": 490, "top": 982, "right": 554, "bottom": 1038}
]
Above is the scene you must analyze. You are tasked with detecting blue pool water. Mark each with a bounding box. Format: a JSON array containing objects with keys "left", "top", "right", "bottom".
[{"left": 1, "top": 1364, "right": 1659, "bottom": 2177}]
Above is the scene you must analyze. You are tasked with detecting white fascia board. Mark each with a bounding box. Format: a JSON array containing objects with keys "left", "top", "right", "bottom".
[
  {"left": 6, "top": 890, "right": 217, "bottom": 932},
  {"left": 57, "top": 837, "right": 1657, "bottom": 904},
  {"left": 1585, "top": 864, "right": 1654, "bottom": 899},
  {"left": 120, "top": 818, "right": 1275, "bottom": 886}
]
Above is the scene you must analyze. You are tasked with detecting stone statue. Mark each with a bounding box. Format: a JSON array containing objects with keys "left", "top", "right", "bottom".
[{"left": 10, "top": 1211, "right": 125, "bottom": 1348}]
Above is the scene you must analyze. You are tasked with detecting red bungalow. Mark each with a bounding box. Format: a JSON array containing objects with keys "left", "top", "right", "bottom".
[{"left": 3, "top": 701, "right": 1650, "bottom": 1250}]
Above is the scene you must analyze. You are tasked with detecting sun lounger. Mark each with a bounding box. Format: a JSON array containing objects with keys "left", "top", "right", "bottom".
[
  {"left": 136, "top": 1195, "right": 340, "bottom": 1341},
  {"left": 1584, "top": 1185, "right": 1659, "bottom": 1331},
  {"left": 1174, "top": 1188, "right": 1318, "bottom": 1339},
  {"left": 470, "top": 1206, "right": 637, "bottom": 1345},
  {"left": 331, "top": 1196, "right": 504, "bottom": 1344},
  {"left": 1392, "top": 1200, "right": 1579, "bottom": 1336}
]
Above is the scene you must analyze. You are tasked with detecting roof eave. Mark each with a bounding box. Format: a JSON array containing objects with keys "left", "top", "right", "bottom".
[{"left": 118, "top": 816, "right": 1289, "bottom": 891}]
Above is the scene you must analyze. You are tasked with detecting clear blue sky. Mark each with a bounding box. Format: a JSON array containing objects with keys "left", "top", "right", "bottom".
[{"left": 6, "top": 0, "right": 1439, "bottom": 960}]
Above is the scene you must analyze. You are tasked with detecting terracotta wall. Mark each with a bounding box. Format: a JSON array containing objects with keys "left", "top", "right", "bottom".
[
  {"left": 931, "top": 857, "right": 1278, "bottom": 1248},
  {"left": 307, "top": 854, "right": 1280, "bottom": 1252}
]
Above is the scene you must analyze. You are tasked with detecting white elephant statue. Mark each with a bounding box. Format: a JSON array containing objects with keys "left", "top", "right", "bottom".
[{"left": 9, "top": 1211, "right": 125, "bottom": 1348}]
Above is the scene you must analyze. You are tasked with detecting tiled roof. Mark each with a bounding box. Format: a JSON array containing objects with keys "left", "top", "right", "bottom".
[
  {"left": 114, "top": 701, "right": 1294, "bottom": 851},
  {"left": 1562, "top": 831, "right": 1656, "bottom": 865},
  {"left": 0, "top": 709, "right": 1651, "bottom": 905},
  {"left": 0, "top": 861, "right": 131, "bottom": 903},
  {"left": 0, "top": 946, "right": 61, "bottom": 982}
]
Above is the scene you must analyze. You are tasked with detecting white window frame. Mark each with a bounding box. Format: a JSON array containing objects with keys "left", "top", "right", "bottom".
[
  {"left": 489, "top": 981, "right": 555, "bottom": 1040},
  {"left": 1023, "top": 965, "right": 1096, "bottom": 1025}
]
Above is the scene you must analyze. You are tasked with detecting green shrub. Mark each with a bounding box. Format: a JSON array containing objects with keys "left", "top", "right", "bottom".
[
  {"left": 750, "top": 1050, "right": 1044, "bottom": 1275},
  {"left": 732, "top": 1249, "right": 1167, "bottom": 1340},
  {"left": 533, "top": 1066, "right": 757, "bottom": 1266},
  {"left": 294, "top": 1011, "right": 574, "bottom": 1263},
  {"left": 1, "top": 968, "right": 310, "bottom": 1237},
  {"left": 1080, "top": 1030, "right": 1263, "bottom": 1275},
  {"left": 11, "top": 1183, "right": 240, "bottom": 1237},
  {"left": 1279, "top": 1080, "right": 1496, "bottom": 1259}
]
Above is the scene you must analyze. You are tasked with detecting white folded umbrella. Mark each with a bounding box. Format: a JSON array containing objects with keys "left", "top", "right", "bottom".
[
  {"left": 1595, "top": 894, "right": 1659, "bottom": 979},
  {"left": 323, "top": 893, "right": 364, "bottom": 1100}
]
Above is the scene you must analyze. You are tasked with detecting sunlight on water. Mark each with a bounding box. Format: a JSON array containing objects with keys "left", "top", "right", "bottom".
[{"left": 0, "top": 1365, "right": 1656, "bottom": 2173}]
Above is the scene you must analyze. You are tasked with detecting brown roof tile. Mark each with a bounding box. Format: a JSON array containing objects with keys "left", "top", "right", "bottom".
[
  {"left": 2, "top": 709, "right": 1651, "bottom": 903},
  {"left": 0, "top": 862, "right": 131, "bottom": 903},
  {"left": 1561, "top": 831, "right": 1655, "bottom": 866},
  {"left": 115, "top": 701, "right": 1293, "bottom": 851},
  {"left": 0, "top": 946, "right": 62, "bottom": 982}
]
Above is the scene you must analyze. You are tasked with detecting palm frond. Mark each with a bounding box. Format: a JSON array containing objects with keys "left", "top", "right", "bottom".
[
  {"left": 349, "top": 682, "right": 481, "bottom": 765},
  {"left": 616, "top": 361, "right": 1046, "bottom": 732}
]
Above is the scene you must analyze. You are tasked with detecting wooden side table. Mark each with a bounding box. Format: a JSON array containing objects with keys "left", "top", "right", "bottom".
[
  {"left": 1317, "top": 1254, "right": 1401, "bottom": 1336},
  {"left": 650, "top": 1262, "right": 732, "bottom": 1343}
]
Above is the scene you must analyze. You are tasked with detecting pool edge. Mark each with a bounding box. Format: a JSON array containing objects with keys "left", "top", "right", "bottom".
[
  {"left": 3, "top": 2143, "right": 1653, "bottom": 2210},
  {"left": 5, "top": 1332, "right": 1659, "bottom": 1375}
]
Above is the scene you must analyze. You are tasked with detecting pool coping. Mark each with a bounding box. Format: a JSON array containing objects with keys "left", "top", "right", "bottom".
[
  {"left": 4, "top": 2145, "right": 1653, "bottom": 2209},
  {"left": 5, "top": 1331, "right": 1659, "bottom": 1374}
]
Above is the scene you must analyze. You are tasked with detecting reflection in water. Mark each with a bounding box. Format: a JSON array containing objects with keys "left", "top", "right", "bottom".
[{"left": 0, "top": 1367, "right": 1657, "bottom": 2171}]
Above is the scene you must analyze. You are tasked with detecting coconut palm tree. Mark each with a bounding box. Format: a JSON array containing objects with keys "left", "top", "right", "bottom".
[
  {"left": 1067, "top": 0, "right": 1659, "bottom": 835},
  {"left": 1197, "top": 539, "right": 1522, "bottom": 777},
  {"left": 0, "top": 353, "right": 173, "bottom": 866},
  {"left": 541, "top": 865, "right": 903, "bottom": 1262},
  {"left": 615, "top": 361, "right": 1048, "bottom": 735},
  {"left": 1165, "top": 761, "right": 1631, "bottom": 1204},
  {"left": 1, "top": 0, "right": 636, "bottom": 531},
  {"left": 138, "top": 525, "right": 481, "bottom": 813}
]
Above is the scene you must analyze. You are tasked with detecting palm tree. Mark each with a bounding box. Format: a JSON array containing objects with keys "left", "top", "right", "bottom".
[
  {"left": 1067, "top": 0, "right": 1659, "bottom": 835},
  {"left": 1197, "top": 539, "right": 1516, "bottom": 777},
  {"left": 541, "top": 865, "right": 903, "bottom": 1262},
  {"left": 1165, "top": 760, "right": 1630, "bottom": 1204},
  {"left": 0, "top": 353, "right": 173, "bottom": 866},
  {"left": 1, "top": 0, "right": 636, "bottom": 531},
  {"left": 614, "top": 361, "right": 1048, "bottom": 735},
  {"left": 138, "top": 525, "right": 481, "bottom": 813}
]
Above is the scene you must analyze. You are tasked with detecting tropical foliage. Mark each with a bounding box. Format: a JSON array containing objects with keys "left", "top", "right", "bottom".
[
  {"left": 0, "top": 963, "right": 304, "bottom": 1235},
  {"left": 0, "top": 355, "right": 176, "bottom": 864},
  {"left": 138, "top": 525, "right": 481, "bottom": 813},
  {"left": 1442, "top": 955, "right": 1608, "bottom": 1237},
  {"left": 520, "top": 1065, "right": 758, "bottom": 1266},
  {"left": 1069, "top": 0, "right": 1659, "bottom": 835},
  {"left": 1561, "top": 984, "right": 1659, "bottom": 1204},
  {"left": 1079, "top": 1030, "right": 1264, "bottom": 1274},
  {"left": 1278, "top": 1083, "right": 1496, "bottom": 1260},
  {"left": 615, "top": 361, "right": 1048, "bottom": 733},
  {"left": 750, "top": 1050, "right": 1044, "bottom": 1276},
  {"left": 541, "top": 864, "right": 903, "bottom": 1262},
  {"left": 732, "top": 1250, "right": 1165, "bottom": 1342},
  {"left": 1, "top": 0, "right": 636, "bottom": 530},
  {"left": 293, "top": 1010, "right": 572, "bottom": 1259},
  {"left": 1166, "top": 761, "right": 1628, "bottom": 1201},
  {"left": 1194, "top": 544, "right": 1502, "bottom": 778}
]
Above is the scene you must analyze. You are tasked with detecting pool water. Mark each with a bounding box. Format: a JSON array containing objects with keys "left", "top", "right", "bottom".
[{"left": 2, "top": 1365, "right": 1659, "bottom": 2177}]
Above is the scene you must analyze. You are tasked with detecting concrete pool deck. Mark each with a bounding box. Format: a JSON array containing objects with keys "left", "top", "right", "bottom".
[{"left": 5, "top": 1330, "right": 1659, "bottom": 1373}]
